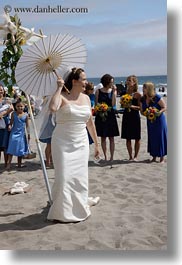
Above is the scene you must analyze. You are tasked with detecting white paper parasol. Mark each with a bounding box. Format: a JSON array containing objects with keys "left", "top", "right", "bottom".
[{"left": 15, "top": 33, "right": 87, "bottom": 97}]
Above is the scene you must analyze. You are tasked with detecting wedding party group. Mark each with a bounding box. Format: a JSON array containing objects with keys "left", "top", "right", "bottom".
[{"left": 0, "top": 68, "right": 167, "bottom": 223}]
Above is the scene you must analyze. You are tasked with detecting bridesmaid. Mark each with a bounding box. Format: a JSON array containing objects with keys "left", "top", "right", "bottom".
[
  {"left": 121, "top": 75, "right": 141, "bottom": 161},
  {"left": 95, "top": 74, "right": 119, "bottom": 162},
  {"left": 140, "top": 82, "right": 167, "bottom": 163}
]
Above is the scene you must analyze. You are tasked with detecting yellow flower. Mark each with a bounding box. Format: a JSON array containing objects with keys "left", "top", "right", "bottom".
[
  {"left": 94, "top": 102, "right": 111, "bottom": 121},
  {"left": 144, "top": 107, "right": 160, "bottom": 122},
  {"left": 143, "top": 109, "right": 148, "bottom": 116},
  {"left": 120, "top": 94, "right": 133, "bottom": 111},
  {"left": 19, "top": 38, "right": 27, "bottom": 45},
  {"left": 148, "top": 113, "right": 155, "bottom": 120}
]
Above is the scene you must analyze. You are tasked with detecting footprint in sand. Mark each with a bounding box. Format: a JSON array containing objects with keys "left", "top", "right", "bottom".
[
  {"left": 126, "top": 177, "right": 143, "bottom": 183},
  {"left": 127, "top": 215, "right": 144, "bottom": 223}
]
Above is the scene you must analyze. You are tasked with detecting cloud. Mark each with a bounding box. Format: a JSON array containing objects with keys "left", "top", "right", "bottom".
[
  {"left": 85, "top": 38, "right": 167, "bottom": 77},
  {"left": 0, "top": 0, "right": 167, "bottom": 77}
]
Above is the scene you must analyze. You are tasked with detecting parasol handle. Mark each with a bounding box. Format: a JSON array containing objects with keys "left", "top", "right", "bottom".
[
  {"left": 45, "top": 58, "right": 70, "bottom": 94},
  {"left": 52, "top": 69, "right": 70, "bottom": 94},
  {"left": 25, "top": 94, "right": 53, "bottom": 204},
  {"left": 45, "top": 57, "right": 70, "bottom": 94}
]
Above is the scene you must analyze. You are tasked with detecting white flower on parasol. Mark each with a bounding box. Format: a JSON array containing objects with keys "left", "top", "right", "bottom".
[{"left": 15, "top": 33, "right": 87, "bottom": 97}]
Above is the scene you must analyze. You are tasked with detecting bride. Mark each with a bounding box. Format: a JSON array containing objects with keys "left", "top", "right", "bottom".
[{"left": 47, "top": 68, "right": 100, "bottom": 222}]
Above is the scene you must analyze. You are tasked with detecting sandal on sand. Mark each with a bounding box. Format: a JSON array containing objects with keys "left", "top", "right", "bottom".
[{"left": 88, "top": 196, "right": 100, "bottom": 207}]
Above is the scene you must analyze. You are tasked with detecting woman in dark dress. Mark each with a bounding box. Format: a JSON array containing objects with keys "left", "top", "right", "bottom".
[
  {"left": 140, "top": 82, "right": 167, "bottom": 163},
  {"left": 95, "top": 74, "right": 119, "bottom": 161},
  {"left": 121, "top": 75, "right": 141, "bottom": 161}
]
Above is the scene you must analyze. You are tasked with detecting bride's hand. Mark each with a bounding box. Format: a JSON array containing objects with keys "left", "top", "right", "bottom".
[
  {"left": 57, "top": 77, "right": 64, "bottom": 89},
  {"left": 94, "top": 145, "right": 100, "bottom": 160}
]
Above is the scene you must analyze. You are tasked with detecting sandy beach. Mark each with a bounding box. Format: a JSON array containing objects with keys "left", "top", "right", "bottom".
[{"left": 0, "top": 98, "right": 167, "bottom": 250}]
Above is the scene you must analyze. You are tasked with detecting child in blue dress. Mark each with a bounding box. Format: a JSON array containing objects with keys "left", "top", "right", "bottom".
[{"left": 6, "top": 101, "right": 30, "bottom": 169}]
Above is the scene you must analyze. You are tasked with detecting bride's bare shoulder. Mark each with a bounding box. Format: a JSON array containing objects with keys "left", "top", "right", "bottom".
[{"left": 82, "top": 93, "right": 90, "bottom": 103}]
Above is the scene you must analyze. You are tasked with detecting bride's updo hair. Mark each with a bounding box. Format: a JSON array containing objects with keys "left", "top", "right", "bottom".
[{"left": 64, "top": 67, "right": 84, "bottom": 91}]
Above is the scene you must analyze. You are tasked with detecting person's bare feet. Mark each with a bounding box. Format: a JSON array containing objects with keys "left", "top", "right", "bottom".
[
  {"left": 160, "top": 157, "right": 165, "bottom": 163},
  {"left": 5, "top": 164, "right": 10, "bottom": 170},
  {"left": 18, "top": 164, "right": 26, "bottom": 168},
  {"left": 150, "top": 157, "right": 157, "bottom": 163}
]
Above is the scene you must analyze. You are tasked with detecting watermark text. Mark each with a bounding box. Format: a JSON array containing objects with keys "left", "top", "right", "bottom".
[{"left": 4, "top": 5, "right": 89, "bottom": 14}]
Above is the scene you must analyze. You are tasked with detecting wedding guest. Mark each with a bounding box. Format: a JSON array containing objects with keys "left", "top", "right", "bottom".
[
  {"left": 39, "top": 96, "right": 55, "bottom": 168},
  {"left": 0, "top": 84, "right": 14, "bottom": 166},
  {"left": 84, "top": 82, "right": 95, "bottom": 144},
  {"left": 95, "top": 74, "right": 119, "bottom": 162},
  {"left": 6, "top": 101, "right": 30, "bottom": 169},
  {"left": 12, "top": 92, "right": 21, "bottom": 110},
  {"left": 47, "top": 68, "right": 100, "bottom": 223},
  {"left": 140, "top": 82, "right": 167, "bottom": 163},
  {"left": 121, "top": 75, "right": 141, "bottom": 161},
  {"left": 85, "top": 82, "right": 95, "bottom": 107}
]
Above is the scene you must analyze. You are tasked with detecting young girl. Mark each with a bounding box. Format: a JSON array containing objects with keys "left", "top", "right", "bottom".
[
  {"left": 121, "top": 75, "right": 141, "bottom": 161},
  {"left": 6, "top": 101, "right": 30, "bottom": 169}
]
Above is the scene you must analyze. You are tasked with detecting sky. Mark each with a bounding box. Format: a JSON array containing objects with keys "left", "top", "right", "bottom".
[{"left": 0, "top": 0, "right": 167, "bottom": 78}]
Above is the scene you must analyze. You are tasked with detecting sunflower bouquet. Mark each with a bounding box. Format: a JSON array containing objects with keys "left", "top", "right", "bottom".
[
  {"left": 120, "top": 94, "right": 133, "bottom": 111},
  {"left": 143, "top": 107, "right": 160, "bottom": 122},
  {"left": 94, "top": 102, "right": 111, "bottom": 121}
]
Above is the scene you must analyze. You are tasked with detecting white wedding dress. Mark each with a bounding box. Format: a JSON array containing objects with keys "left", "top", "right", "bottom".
[{"left": 47, "top": 104, "right": 93, "bottom": 222}]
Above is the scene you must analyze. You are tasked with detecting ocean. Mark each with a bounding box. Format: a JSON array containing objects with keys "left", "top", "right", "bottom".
[{"left": 88, "top": 75, "right": 167, "bottom": 92}]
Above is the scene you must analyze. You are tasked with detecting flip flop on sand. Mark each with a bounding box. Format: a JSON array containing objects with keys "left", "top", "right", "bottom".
[{"left": 88, "top": 196, "right": 100, "bottom": 207}]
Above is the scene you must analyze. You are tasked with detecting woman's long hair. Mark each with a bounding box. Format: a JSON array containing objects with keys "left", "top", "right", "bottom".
[
  {"left": 142, "top": 82, "right": 156, "bottom": 104},
  {"left": 126, "top": 75, "right": 138, "bottom": 92}
]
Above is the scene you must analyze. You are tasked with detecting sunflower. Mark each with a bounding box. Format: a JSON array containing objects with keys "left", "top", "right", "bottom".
[
  {"left": 143, "top": 109, "right": 148, "bottom": 116},
  {"left": 120, "top": 94, "right": 133, "bottom": 111},
  {"left": 144, "top": 107, "right": 160, "bottom": 122},
  {"left": 148, "top": 113, "right": 155, "bottom": 120},
  {"left": 94, "top": 103, "right": 111, "bottom": 121}
]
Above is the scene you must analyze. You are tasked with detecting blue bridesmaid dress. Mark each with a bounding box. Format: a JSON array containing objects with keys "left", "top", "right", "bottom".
[{"left": 142, "top": 94, "right": 167, "bottom": 157}]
